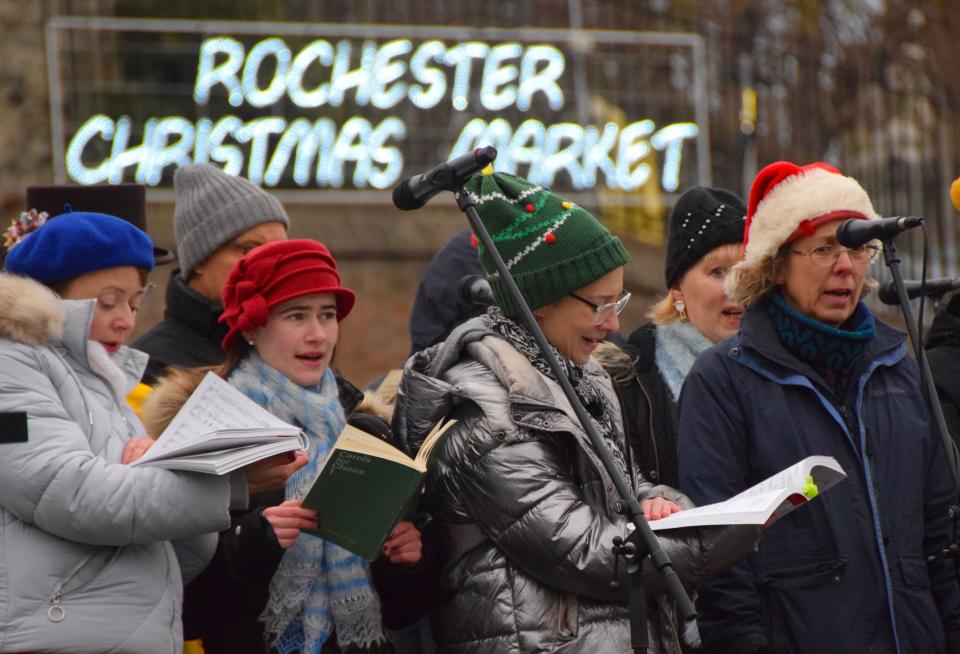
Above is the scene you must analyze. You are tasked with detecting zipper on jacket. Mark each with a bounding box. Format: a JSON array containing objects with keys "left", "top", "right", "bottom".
[
  {"left": 634, "top": 375, "right": 662, "bottom": 483},
  {"left": 48, "top": 547, "right": 121, "bottom": 623},
  {"left": 611, "top": 378, "right": 658, "bottom": 490}
]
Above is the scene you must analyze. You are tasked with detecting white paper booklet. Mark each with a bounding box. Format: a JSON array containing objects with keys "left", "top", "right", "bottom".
[
  {"left": 649, "top": 455, "right": 846, "bottom": 531},
  {"left": 130, "top": 371, "right": 308, "bottom": 475}
]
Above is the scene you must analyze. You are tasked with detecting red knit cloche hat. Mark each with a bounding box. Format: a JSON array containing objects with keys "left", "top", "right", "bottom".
[{"left": 219, "top": 239, "right": 355, "bottom": 352}]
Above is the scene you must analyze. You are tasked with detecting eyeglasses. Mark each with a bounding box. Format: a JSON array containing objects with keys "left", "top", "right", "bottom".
[
  {"left": 787, "top": 244, "right": 881, "bottom": 267},
  {"left": 569, "top": 290, "right": 631, "bottom": 325}
]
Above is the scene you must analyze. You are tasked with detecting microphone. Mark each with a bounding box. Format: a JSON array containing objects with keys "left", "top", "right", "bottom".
[
  {"left": 392, "top": 146, "right": 498, "bottom": 211},
  {"left": 877, "top": 277, "right": 960, "bottom": 305},
  {"left": 458, "top": 274, "right": 495, "bottom": 306},
  {"left": 836, "top": 216, "right": 924, "bottom": 248}
]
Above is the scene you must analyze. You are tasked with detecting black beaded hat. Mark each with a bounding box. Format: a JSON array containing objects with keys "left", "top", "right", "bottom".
[{"left": 664, "top": 186, "right": 747, "bottom": 288}]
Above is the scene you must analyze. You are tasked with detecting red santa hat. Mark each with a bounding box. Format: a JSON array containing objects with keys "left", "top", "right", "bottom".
[{"left": 741, "top": 161, "right": 880, "bottom": 263}]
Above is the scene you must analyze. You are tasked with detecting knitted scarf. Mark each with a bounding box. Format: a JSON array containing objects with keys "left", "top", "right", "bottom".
[
  {"left": 766, "top": 292, "right": 876, "bottom": 373},
  {"left": 483, "top": 306, "right": 629, "bottom": 478},
  {"left": 654, "top": 320, "right": 714, "bottom": 401},
  {"left": 227, "top": 353, "right": 386, "bottom": 654}
]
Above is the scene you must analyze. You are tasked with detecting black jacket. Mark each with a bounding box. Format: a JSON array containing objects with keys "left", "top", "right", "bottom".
[
  {"left": 927, "top": 293, "right": 960, "bottom": 449},
  {"left": 678, "top": 303, "right": 960, "bottom": 654},
  {"left": 595, "top": 323, "right": 680, "bottom": 488},
  {"left": 133, "top": 269, "right": 228, "bottom": 384}
]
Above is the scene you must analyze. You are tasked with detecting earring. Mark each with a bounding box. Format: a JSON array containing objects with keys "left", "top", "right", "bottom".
[
  {"left": 247, "top": 339, "right": 255, "bottom": 347},
  {"left": 674, "top": 299, "right": 688, "bottom": 322}
]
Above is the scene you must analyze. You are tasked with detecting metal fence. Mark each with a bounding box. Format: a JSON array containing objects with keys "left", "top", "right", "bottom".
[{"left": 41, "top": 0, "right": 960, "bottom": 298}]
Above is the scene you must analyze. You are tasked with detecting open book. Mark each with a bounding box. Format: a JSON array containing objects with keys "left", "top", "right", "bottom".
[
  {"left": 648, "top": 455, "right": 846, "bottom": 531},
  {"left": 301, "top": 418, "right": 457, "bottom": 560},
  {"left": 130, "top": 371, "right": 308, "bottom": 474}
]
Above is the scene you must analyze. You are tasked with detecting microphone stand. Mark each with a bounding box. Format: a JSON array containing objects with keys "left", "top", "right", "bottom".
[
  {"left": 454, "top": 187, "right": 698, "bottom": 653},
  {"left": 881, "top": 237, "right": 960, "bottom": 565}
]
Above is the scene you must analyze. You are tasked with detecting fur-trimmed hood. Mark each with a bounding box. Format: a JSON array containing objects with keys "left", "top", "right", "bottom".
[
  {"left": 592, "top": 339, "right": 637, "bottom": 384},
  {"left": 141, "top": 365, "right": 392, "bottom": 439},
  {"left": 0, "top": 272, "right": 65, "bottom": 345}
]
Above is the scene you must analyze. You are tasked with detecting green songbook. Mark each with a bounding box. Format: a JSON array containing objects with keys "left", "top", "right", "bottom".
[{"left": 301, "top": 418, "right": 456, "bottom": 560}]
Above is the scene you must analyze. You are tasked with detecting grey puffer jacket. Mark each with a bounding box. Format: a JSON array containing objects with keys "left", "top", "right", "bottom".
[
  {"left": 0, "top": 273, "right": 235, "bottom": 654},
  {"left": 393, "top": 318, "right": 758, "bottom": 654}
]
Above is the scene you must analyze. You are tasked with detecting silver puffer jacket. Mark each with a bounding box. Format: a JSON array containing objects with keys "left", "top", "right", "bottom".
[{"left": 394, "top": 318, "right": 758, "bottom": 654}]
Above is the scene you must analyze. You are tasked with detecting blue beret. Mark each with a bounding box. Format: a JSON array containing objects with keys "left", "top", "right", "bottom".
[{"left": 5, "top": 211, "right": 154, "bottom": 285}]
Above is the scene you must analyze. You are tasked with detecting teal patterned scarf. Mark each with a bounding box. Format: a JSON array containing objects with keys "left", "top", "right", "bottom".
[
  {"left": 227, "top": 352, "right": 386, "bottom": 654},
  {"left": 766, "top": 292, "right": 876, "bottom": 372}
]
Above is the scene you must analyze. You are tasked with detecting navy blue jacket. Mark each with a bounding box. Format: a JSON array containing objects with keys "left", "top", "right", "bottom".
[{"left": 677, "top": 302, "right": 960, "bottom": 654}]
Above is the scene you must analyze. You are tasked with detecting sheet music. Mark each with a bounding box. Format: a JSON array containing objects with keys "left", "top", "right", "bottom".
[{"left": 133, "top": 372, "right": 301, "bottom": 467}]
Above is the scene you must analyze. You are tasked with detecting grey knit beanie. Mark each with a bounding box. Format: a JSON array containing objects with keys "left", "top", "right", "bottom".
[{"left": 174, "top": 164, "right": 290, "bottom": 279}]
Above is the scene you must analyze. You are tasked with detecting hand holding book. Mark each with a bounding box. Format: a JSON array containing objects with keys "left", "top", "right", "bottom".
[
  {"left": 301, "top": 417, "right": 457, "bottom": 560},
  {"left": 130, "top": 372, "right": 309, "bottom": 475},
  {"left": 649, "top": 455, "right": 846, "bottom": 531}
]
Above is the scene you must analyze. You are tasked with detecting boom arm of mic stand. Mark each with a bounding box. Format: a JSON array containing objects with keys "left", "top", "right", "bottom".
[
  {"left": 456, "top": 189, "right": 698, "bottom": 649},
  {"left": 882, "top": 239, "right": 960, "bottom": 492}
]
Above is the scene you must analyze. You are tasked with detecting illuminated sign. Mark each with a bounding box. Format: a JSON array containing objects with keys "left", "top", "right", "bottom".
[{"left": 48, "top": 19, "right": 709, "bottom": 196}]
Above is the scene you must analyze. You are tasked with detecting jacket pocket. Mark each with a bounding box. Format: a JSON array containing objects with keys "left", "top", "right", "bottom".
[
  {"left": 760, "top": 557, "right": 848, "bottom": 652},
  {"left": 897, "top": 555, "right": 930, "bottom": 590},
  {"left": 48, "top": 546, "right": 122, "bottom": 623}
]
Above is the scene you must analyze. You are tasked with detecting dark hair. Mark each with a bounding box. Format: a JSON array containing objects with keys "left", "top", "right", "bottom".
[
  {"left": 48, "top": 267, "right": 150, "bottom": 296},
  {"left": 215, "top": 339, "right": 252, "bottom": 379}
]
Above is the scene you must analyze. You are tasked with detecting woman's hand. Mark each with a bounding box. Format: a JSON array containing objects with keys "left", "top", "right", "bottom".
[
  {"left": 641, "top": 496, "right": 682, "bottom": 520},
  {"left": 122, "top": 436, "right": 155, "bottom": 464},
  {"left": 262, "top": 499, "right": 319, "bottom": 549},
  {"left": 383, "top": 520, "right": 422, "bottom": 565},
  {"left": 244, "top": 451, "right": 309, "bottom": 493}
]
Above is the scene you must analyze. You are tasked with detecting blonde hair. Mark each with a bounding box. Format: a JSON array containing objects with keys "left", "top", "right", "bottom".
[{"left": 648, "top": 293, "right": 679, "bottom": 325}]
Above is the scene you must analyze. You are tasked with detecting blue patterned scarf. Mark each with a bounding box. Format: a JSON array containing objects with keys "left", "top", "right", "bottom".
[
  {"left": 227, "top": 353, "right": 386, "bottom": 654},
  {"left": 766, "top": 292, "right": 876, "bottom": 372}
]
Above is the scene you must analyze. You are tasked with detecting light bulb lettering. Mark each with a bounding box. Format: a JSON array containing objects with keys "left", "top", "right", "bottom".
[
  {"left": 408, "top": 40, "right": 447, "bottom": 109},
  {"left": 617, "top": 119, "right": 654, "bottom": 190},
  {"left": 517, "top": 44, "right": 565, "bottom": 112},
  {"left": 480, "top": 42, "right": 521, "bottom": 112},
  {"left": 194, "top": 36, "right": 245, "bottom": 107},
  {"left": 241, "top": 38, "right": 292, "bottom": 108},
  {"left": 651, "top": 122, "right": 698, "bottom": 192},
  {"left": 287, "top": 39, "right": 335, "bottom": 108},
  {"left": 369, "top": 39, "right": 412, "bottom": 110},
  {"left": 65, "top": 114, "right": 116, "bottom": 184},
  {"left": 446, "top": 41, "right": 490, "bottom": 111}
]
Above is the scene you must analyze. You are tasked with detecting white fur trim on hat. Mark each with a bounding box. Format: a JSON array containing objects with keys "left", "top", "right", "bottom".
[{"left": 743, "top": 166, "right": 880, "bottom": 266}]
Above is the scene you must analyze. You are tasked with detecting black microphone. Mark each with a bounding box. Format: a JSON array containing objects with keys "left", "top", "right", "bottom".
[
  {"left": 458, "top": 274, "right": 495, "bottom": 306},
  {"left": 877, "top": 277, "right": 960, "bottom": 305},
  {"left": 836, "top": 216, "right": 924, "bottom": 248},
  {"left": 392, "top": 146, "right": 498, "bottom": 211}
]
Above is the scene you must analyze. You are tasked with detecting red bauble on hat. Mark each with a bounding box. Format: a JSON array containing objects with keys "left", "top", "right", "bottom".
[
  {"left": 219, "top": 239, "right": 356, "bottom": 351},
  {"left": 740, "top": 161, "right": 880, "bottom": 266}
]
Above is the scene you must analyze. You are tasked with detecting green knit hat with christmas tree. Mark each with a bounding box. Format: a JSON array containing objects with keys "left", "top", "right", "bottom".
[{"left": 464, "top": 168, "right": 629, "bottom": 318}]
